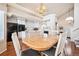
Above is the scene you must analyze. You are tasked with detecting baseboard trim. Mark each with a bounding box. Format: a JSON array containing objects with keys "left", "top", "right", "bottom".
[{"left": 0, "top": 48, "right": 7, "bottom": 54}]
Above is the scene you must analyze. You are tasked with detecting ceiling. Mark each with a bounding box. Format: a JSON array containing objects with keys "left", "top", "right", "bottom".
[{"left": 18, "top": 3, "right": 74, "bottom": 18}]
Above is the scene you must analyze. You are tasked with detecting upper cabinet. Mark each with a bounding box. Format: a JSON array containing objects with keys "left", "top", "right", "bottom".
[{"left": 41, "top": 14, "right": 57, "bottom": 35}]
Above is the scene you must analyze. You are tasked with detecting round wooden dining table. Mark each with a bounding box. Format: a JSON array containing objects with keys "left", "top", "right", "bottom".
[{"left": 22, "top": 34, "right": 58, "bottom": 51}]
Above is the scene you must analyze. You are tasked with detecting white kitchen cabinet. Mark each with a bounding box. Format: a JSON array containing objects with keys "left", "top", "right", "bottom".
[{"left": 41, "top": 14, "right": 57, "bottom": 35}]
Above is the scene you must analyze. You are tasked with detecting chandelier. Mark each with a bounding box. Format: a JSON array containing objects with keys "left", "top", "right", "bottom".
[{"left": 38, "top": 3, "right": 47, "bottom": 15}]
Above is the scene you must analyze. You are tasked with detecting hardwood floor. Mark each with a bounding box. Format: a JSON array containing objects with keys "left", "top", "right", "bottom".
[
  {"left": 0, "top": 41, "right": 29, "bottom": 56},
  {"left": 0, "top": 42, "right": 16, "bottom": 56},
  {"left": 0, "top": 40, "right": 79, "bottom": 56}
]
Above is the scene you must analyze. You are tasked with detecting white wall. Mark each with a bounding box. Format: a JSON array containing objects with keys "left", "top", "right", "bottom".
[
  {"left": 71, "top": 3, "right": 79, "bottom": 41},
  {"left": 58, "top": 9, "right": 74, "bottom": 27},
  {"left": 58, "top": 8, "right": 74, "bottom": 37},
  {"left": 59, "top": 3, "right": 79, "bottom": 41},
  {"left": 74, "top": 3, "right": 79, "bottom": 28},
  {"left": 0, "top": 4, "right": 7, "bottom": 11}
]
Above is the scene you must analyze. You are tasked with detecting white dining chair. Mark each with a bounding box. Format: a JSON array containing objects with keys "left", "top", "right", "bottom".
[
  {"left": 18, "top": 31, "right": 26, "bottom": 39},
  {"left": 55, "top": 32, "right": 67, "bottom": 56},
  {"left": 11, "top": 32, "right": 41, "bottom": 56},
  {"left": 41, "top": 32, "right": 67, "bottom": 56},
  {"left": 18, "top": 32, "right": 22, "bottom": 39},
  {"left": 11, "top": 32, "right": 21, "bottom": 56}
]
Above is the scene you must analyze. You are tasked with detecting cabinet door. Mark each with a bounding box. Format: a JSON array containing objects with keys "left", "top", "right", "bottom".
[
  {"left": 0, "top": 10, "right": 6, "bottom": 54},
  {"left": 42, "top": 14, "right": 56, "bottom": 35}
]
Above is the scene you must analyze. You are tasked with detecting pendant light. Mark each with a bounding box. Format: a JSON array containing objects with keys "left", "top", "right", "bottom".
[{"left": 38, "top": 3, "right": 47, "bottom": 15}]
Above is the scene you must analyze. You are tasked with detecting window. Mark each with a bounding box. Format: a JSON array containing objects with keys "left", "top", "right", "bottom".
[{"left": 0, "top": 10, "right": 4, "bottom": 39}]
